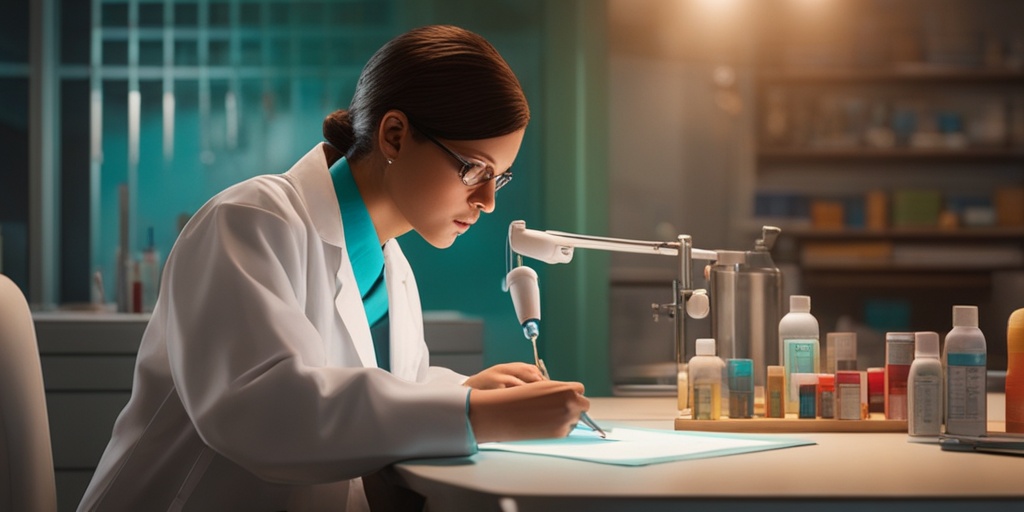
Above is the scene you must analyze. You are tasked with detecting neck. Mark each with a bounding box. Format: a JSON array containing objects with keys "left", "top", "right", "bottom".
[{"left": 346, "top": 155, "right": 411, "bottom": 245}]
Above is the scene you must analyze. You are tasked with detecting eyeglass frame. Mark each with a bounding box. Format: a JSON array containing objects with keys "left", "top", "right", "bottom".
[{"left": 409, "top": 123, "right": 513, "bottom": 191}]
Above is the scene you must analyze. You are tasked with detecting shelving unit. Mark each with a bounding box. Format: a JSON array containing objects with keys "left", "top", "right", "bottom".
[{"left": 750, "top": 0, "right": 1024, "bottom": 370}]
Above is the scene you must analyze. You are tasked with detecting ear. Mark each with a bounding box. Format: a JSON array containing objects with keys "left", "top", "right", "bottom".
[{"left": 377, "top": 110, "right": 409, "bottom": 162}]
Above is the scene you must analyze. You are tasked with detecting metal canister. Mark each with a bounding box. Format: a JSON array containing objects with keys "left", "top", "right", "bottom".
[{"left": 710, "top": 226, "right": 783, "bottom": 389}]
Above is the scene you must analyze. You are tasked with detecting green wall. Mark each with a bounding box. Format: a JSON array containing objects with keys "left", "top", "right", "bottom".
[{"left": 93, "top": 0, "right": 611, "bottom": 393}]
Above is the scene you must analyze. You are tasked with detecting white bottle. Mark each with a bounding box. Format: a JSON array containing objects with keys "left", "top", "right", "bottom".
[
  {"left": 780, "top": 295, "right": 820, "bottom": 414},
  {"left": 689, "top": 338, "right": 725, "bottom": 420},
  {"left": 943, "top": 305, "right": 988, "bottom": 437},
  {"left": 908, "top": 331, "right": 943, "bottom": 437}
]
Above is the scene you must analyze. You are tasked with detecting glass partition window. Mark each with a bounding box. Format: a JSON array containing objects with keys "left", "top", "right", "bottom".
[{"left": 91, "top": 0, "right": 394, "bottom": 307}]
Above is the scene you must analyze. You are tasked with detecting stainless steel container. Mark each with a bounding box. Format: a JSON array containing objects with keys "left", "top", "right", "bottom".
[{"left": 710, "top": 226, "right": 783, "bottom": 389}]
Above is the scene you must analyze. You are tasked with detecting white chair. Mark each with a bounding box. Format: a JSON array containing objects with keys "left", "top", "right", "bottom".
[{"left": 0, "top": 274, "right": 57, "bottom": 511}]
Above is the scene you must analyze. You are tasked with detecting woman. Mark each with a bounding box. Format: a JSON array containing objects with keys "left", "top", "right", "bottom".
[{"left": 79, "top": 25, "right": 589, "bottom": 511}]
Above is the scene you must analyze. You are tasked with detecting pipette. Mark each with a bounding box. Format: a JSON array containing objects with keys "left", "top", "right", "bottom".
[{"left": 506, "top": 266, "right": 607, "bottom": 438}]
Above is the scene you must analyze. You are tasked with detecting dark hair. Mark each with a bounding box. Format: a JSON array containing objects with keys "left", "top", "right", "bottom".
[{"left": 323, "top": 25, "right": 530, "bottom": 159}]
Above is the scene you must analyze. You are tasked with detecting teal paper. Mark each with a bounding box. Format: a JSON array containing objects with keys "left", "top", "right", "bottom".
[{"left": 479, "top": 426, "right": 815, "bottom": 466}]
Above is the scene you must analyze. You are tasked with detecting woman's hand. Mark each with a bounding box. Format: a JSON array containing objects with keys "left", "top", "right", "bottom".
[
  {"left": 468, "top": 380, "right": 589, "bottom": 443},
  {"left": 463, "top": 362, "right": 543, "bottom": 390}
]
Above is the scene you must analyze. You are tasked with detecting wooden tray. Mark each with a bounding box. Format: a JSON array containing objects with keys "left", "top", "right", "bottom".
[{"left": 675, "top": 413, "right": 908, "bottom": 433}]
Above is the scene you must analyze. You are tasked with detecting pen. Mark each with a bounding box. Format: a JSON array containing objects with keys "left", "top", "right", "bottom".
[
  {"left": 535, "top": 356, "right": 607, "bottom": 438},
  {"left": 579, "top": 411, "right": 607, "bottom": 438}
]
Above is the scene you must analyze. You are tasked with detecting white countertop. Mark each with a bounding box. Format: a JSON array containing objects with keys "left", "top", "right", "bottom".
[{"left": 395, "top": 395, "right": 1021, "bottom": 512}]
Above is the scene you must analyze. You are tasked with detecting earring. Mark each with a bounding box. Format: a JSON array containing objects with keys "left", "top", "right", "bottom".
[{"left": 387, "top": 159, "right": 393, "bottom": 165}]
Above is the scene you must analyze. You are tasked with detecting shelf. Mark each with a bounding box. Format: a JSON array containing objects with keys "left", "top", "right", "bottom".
[
  {"left": 759, "top": 67, "right": 1024, "bottom": 85},
  {"left": 784, "top": 226, "right": 1024, "bottom": 241},
  {"left": 757, "top": 147, "right": 1024, "bottom": 163},
  {"left": 802, "top": 271, "right": 993, "bottom": 289}
]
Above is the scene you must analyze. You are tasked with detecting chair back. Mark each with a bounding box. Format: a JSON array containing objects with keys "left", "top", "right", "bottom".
[{"left": 0, "top": 274, "right": 57, "bottom": 511}]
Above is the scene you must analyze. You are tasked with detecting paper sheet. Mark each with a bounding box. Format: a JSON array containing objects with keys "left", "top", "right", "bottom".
[{"left": 479, "top": 426, "right": 814, "bottom": 466}]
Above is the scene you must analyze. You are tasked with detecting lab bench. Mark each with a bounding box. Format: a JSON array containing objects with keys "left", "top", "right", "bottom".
[
  {"left": 33, "top": 311, "right": 484, "bottom": 512},
  {"left": 394, "top": 395, "right": 1022, "bottom": 512}
]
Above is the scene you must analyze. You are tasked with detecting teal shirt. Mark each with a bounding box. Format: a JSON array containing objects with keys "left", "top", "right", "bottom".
[{"left": 329, "top": 157, "right": 390, "bottom": 371}]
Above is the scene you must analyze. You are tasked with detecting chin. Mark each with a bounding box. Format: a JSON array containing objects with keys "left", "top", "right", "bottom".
[{"left": 421, "top": 232, "right": 458, "bottom": 249}]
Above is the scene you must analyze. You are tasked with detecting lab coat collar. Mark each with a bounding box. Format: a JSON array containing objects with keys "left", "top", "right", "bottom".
[
  {"left": 286, "top": 143, "right": 346, "bottom": 249},
  {"left": 286, "top": 144, "right": 420, "bottom": 376},
  {"left": 287, "top": 144, "right": 376, "bottom": 368}
]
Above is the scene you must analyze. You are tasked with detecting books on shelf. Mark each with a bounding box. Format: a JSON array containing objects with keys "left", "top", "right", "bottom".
[{"left": 801, "top": 241, "right": 1024, "bottom": 269}]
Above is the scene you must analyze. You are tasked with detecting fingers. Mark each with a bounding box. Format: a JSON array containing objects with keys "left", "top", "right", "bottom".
[
  {"left": 498, "top": 362, "right": 544, "bottom": 383},
  {"left": 464, "top": 363, "right": 545, "bottom": 390},
  {"left": 467, "top": 380, "right": 590, "bottom": 443}
]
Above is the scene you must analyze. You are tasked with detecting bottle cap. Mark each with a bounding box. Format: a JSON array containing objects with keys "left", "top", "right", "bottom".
[
  {"left": 767, "top": 365, "right": 784, "bottom": 376},
  {"left": 790, "top": 295, "right": 811, "bottom": 313},
  {"left": 836, "top": 371, "right": 860, "bottom": 385},
  {"left": 727, "top": 358, "right": 753, "bottom": 377},
  {"left": 818, "top": 374, "right": 835, "bottom": 387},
  {"left": 914, "top": 331, "right": 940, "bottom": 358},
  {"left": 715, "top": 250, "right": 745, "bottom": 266},
  {"left": 953, "top": 305, "right": 978, "bottom": 328},
  {"left": 1009, "top": 308, "right": 1024, "bottom": 329},
  {"left": 696, "top": 338, "right": 716, "bottom": 356},
  {"left": 886, "top": 332, "right": 915, "bottom": 342}
]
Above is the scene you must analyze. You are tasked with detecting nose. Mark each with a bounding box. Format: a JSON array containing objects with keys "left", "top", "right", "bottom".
[{"left": 469, "top": 181, "right": 496, "bottom": 213}]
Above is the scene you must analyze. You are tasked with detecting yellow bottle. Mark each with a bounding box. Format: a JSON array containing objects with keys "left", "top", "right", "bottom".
[
  {"left": 766, "top": 365, "right": 786, "bottom": 418},
  {"left": 1007, "top": 309, "right": 1024, "bottom": 433}
]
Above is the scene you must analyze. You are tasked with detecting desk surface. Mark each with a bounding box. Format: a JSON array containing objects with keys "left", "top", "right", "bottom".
[{"left": 395, "top": 396, "right": 1023, "bottom": 512}]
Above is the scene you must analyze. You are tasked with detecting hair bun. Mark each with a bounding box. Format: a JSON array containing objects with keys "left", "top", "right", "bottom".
[{"left": 322, "top": 109, "right": 356, "bottom": 153}]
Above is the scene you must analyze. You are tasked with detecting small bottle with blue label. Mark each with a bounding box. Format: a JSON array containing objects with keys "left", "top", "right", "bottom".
[
  {"left": 727, "top": 359, "right": 754, "bottom": 419},
  {"left": 943, "top": 305, "right": 987, "bottom": 437},
  {"left": 780, "top": 295, "right": 820, "bottom": 414}
]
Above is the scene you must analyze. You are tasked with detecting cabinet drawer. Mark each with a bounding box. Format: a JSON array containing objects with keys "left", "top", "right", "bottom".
[
  {"left": 46, "top": 393, "right": 130, "bottom": 468},
  {"left": 41, "top": 356, "right": 136, "bottom": 391}
]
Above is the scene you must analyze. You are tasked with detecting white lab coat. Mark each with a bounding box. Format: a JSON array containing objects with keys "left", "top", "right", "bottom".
[{"left": 79, "top": 144, "right": 475, "bottom": 512}]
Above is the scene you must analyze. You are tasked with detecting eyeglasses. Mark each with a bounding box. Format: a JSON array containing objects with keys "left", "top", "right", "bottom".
[{"left": 413, "top": 126, "right": 513, "bottom": 192}]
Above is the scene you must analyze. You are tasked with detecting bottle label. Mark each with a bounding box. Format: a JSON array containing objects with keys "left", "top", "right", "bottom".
[
  {"left": 838, "top": 384, "right": 860, "bottom": 420},
  {"left": 911, "top": 376, "right": 941, "bottom": 434},
  {"left": 786, "top": 340, "right": 818, "bottom": 373},
  {"left": 768, "top": 388, "right": 784, "bottom": 418},
  {"left": 693, "top": 383, "right": 714, "bottom": 420},
  {"left": 820, "top": 390, "right": 835, "bottom": 419},
  {"left": 946, "top": 353, "right": 986, "bottom": 422},
  {"left": 886, "top": 341, "right": 914, "bottom": 365}
]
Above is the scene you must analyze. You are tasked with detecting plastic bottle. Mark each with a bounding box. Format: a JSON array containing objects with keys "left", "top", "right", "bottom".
[
  {"left": 908, "top": 331, "right": 943, "bottom": 437},
  {"left": 836, "top": 371, "right": 862, "bottom": 420},
  {"left": 818, "top": 374, "right": 835, "bottom": 419},
  {"left": 766, "top": 365, "right": 785, "bottom": 418},
  {"left": 676, "top": 363, "right": 689, "bottom": 413},
  {"left": 780, "top": 295, "right": 819, "bottom": 414},
  {"left": 826, "top": 332, "right": 857, "bottom": 374},
  {"left": 139, "top": 227, "right": 161, "bottom": 313},
  {"left": 727, "top": 359, "right": 754, "bottom": 419},
  {"left": 689, "top": 338, "right": 725, "bottom": 420},
  {"left": 943, "top": 305, "right": 988, "bottom": 437},
  {"left": 1007, "top": 308, "right": 1024, "bottom": 433},
  {"left": 884, "top": 332, "right": 915, "bottom": 420}
]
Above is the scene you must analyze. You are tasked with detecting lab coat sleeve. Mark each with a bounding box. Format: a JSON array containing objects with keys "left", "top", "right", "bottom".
[
  {"left": 163, "top": 200, "right": 475, "bottom": 484},
  {"left": 424, "top": 366, "right": 469, "bottom": 386}
]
